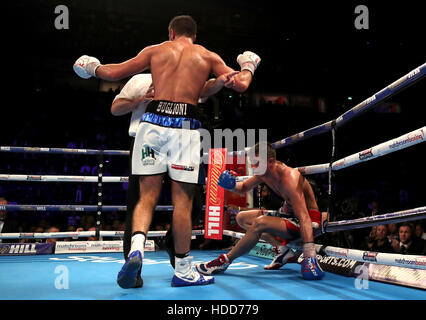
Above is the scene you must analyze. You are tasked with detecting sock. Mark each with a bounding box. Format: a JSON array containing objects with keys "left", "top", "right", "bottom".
[
  {"left": 129, "top": 231, "right": 146, "bottom": 257},
  {"left": 175, "top": 251, "right": 189, "bottom": 259},
  {"left": 174, "top": 253, "right": 192, "bottom": 275}
]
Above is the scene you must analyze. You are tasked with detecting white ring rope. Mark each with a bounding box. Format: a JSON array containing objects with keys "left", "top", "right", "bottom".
[
  {"left": 235, "top": 125, "right": 425, "bottom": 180},
  {"left": 272, "top": 62, "right": 426, "bottom": 149},
  {"left": 0, "top": 146, "right": 129, "bottom": 156},
  {"left": 2, "top": 227, "right": 423, "bottom": 271},
  {"left": 0, "top": 229, "right": 204, "bottom": 240},
  {"left": 297, "top": 126, "right": 425, "bottom": 175},
  {"left": 316, "top": 244, "right": 426, "bottom": 270},
  {"left": 0, "top": 175, "right": 128, "bottom": 183},
  {"left": 223, "top": 230, "right": 426, "bottom": 270},
  {"left": 1, "top": 204, "right": 177, "bottom": 212}
]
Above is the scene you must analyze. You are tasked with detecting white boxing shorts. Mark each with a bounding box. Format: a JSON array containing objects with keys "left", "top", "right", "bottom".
[{"left": 132, "top": 100, "right": 204, "bottom": 184}]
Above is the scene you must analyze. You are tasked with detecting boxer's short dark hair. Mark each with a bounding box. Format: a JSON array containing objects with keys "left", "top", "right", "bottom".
[
  {"left": 254, "top": 141, "right": 276, "bottom": 160},
  {"left": 168, "top": 15, "right": 197, "bottom": 38}
]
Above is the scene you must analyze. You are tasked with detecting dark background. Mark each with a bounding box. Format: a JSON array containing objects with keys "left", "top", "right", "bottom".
[{"left": 0, "top": 1, "right": 424, "bottom": 238}]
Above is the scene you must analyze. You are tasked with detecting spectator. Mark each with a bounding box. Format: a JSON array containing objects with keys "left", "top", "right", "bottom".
[
  {"left": 33, "top": 226, "right": 45, "bottom": 243},
  {"left": 80, "top": 215, "right": 95, "bottom": 230},
  {"left": 387, "top": 223, "right": 398, "bottom": 242},
  {"left": 80, "top": 163, "right": 91, "bottom": 174},
  {"left": 361, "top": 226, "right": 377, "bottom": 250},
  {"left": 112, "top": 219, "right": 122, "bottom": 231},
  {"left": 75, "top": 227, "right": 85, "bottom": 240},
  {"left": 0, "top": 198, "right": 8, "bottom": 241},
  {"left": 415, "top": 222, "right": 426, "bottom": 241},
  {"left": 17, "top": 225, "right": 29, "bottom": 243},
  {"left": 118, "top": 221, "right": 125, "bottom": 232},
  {"left": 64, "top": 225, "right": 76, "bottom": 241},
  {"left": 368, "top": 200, "right": 380, "bottom": 215},
  {"left": 67, "top": 213, "right": 81, "bottom": 228},
  {"left": 366, "top": 225, "right": 393, "bottom": 253},
  {"left": 391, "top": 223, "right": 426, "bottom": 255},
  {"left": 46, "top": 226, "right": 60, "bottom": 243},
  {"left": 0, "top": 197, "right": 19, "bottom": 243},
  {"left": 75, "top": 185, "right": 83, "bottom": 203},
  {"left": 88, "top": 227, "right": 97, "bottom": 241}
]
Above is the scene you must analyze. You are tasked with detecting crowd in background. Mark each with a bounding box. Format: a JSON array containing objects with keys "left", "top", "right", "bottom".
[{"left": 1, "top": 87, "right": 425, "bottom": 255}]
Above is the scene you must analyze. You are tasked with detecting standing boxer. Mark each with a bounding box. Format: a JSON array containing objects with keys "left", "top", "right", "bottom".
[
  {"left": 113, "top": 73, "right": 226, "bottom": 287},
  {"left": 74, "top": 15, "right": 260, "bottom": 288}
]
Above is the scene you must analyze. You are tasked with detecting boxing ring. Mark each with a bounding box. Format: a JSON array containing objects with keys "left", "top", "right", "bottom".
[{"left": 1, "top": 62, "right": 426, "bottom": 300}]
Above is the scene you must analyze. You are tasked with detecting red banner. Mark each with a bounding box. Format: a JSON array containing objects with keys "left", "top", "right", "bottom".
[
  {"left": 204, "top": 148, "right": 227, "bottom": 239},
  {"left": 224, "top": 155, "right": 247, "bottom": 232}
]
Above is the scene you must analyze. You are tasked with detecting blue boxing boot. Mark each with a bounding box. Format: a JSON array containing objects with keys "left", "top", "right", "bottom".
[{"left": 117, "top": 250, "right": 143, "bottom": 288}]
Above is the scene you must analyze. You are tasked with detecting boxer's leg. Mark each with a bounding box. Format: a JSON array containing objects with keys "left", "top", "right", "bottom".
[
  {"left": 170, "top": 180, "right": 214, "bottom": 286},
  {"left": 227, "top": 215, "right": 288, "bottom": 261},
  {"left": 235, "top": 209, "right": 261, "bottom": 230},
  {"left": 117, "top": 174, "right": 163, "bottom": 289},
  {"left": 132, "top": 174, "right": 164, "bottom": 235},
  {"left": 171, "top": 180, "right": 194, "bottom": 256},
  {"left": 196, "top": 216, "right": 294, "bottom": 275},
  {"left": 235, "top": 209, "right": 282, "bottom": 246},
  {"left": 123, "top": 174, "right": 139, "bottom": 261}
]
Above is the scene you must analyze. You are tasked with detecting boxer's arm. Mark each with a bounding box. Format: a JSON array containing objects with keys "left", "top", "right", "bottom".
[
  {"left": 210, "top": 53, "right": 252, "bottom": 93},
  {"left": 96, "top": 46, "right": 154, "bottom": 81},
  {"left": 111, "top": 84, "right": 154, "bottom": 116},
  {"left": 233, "top": 176, "right": 262, "bottom": 195},
  {"left": 199, "top": 78, "right": 220, "bottom": 98},
  {"left": 111, "top": 98, "right": 142, "bottom": 116},
  {"left": 285, "top": 176, "right": 314, "bottom": 244},
  {"left": 199, "top": 71, "right": 241, "bottom": 98}
]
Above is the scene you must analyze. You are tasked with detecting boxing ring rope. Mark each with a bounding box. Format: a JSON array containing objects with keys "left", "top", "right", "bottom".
[
  {"left": 316, "top": 245, "right": 426, "bottom": 270},
  {"left": 223, "top": 207, "right": 426, "bottom": 271},
  {"left": 0, "top": 145, "right": 130, "bottom": 238},
  {"left": 1, "top": 128, "right": 424, "bottom": 227},
  {"left": 271, "top": 62, "right": 425, "bottom": 149},
  {"left": 0, "top": 204, "right": 177, "bottom": 212},
  {"left": 0, "top": 146, "right": 129, "bottom": 156},
  {"left": 1, "top": 62, "right": 424, "bottom": 160},
  {"left": 5, "top": 206, "right": 422, "bottom": 238},
  {"left": 321, "top": 206, "right": 426, "bottom": 233},
  {"left": 296, "top": 126, "right": 425, "bottom": 175},
  {"left": 234, "top": 125, "right": 426, "bottom": 179},
  {"left": 0, "top": 229, "right": 204, "bottom": 240},
  {"left": 0, "top": 175, "right": 129, "bottom": 183}
]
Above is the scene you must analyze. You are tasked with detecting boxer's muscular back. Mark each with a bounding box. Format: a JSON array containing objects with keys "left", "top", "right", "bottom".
[{"left": 150, "top": 41, "right": 212, "bottom": 105}]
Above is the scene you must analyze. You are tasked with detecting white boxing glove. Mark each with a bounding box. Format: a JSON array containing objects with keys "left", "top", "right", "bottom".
[
  {"left": 73, "top": 55, "right": 101, "bottom": 79},
  {"left": 236, "top": 51, "right": 261, "bottom": 75}
]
